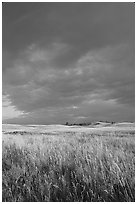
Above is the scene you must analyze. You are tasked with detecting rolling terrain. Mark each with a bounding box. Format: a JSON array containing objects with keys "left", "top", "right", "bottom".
[{"left": 2, "top": 122, "right": 135, "bottom": 202}]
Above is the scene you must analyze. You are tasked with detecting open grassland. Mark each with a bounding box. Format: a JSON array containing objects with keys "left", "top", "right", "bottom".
[{"left": 2, "top": 124, "right": 135, "bottom": 202}]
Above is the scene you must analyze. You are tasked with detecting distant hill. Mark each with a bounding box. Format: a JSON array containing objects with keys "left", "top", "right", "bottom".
[{"left": 65, "top": 121, "right": 135, "bottom": 128}]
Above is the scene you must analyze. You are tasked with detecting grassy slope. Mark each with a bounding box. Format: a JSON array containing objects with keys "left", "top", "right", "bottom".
[{"left": 2, "top": 126, "right": 135, "bottom": 202}]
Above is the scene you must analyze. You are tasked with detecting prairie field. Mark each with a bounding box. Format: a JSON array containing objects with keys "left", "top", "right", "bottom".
[{"left": 2, "top": 123, "right": 135, "bottom": 202}]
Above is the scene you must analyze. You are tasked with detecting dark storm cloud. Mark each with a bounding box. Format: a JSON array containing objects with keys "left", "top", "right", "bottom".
[
  {"left": 3, "top": 44, "right": 134, "bottom": 111},
  {"left": 2, "top": 3, "right": 135, "bottom": 123},
  {"left": 3, "top": 3, "right": 134, "bottom": 67}
]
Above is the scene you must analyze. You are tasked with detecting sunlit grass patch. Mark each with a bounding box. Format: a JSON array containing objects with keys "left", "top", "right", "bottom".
[{"left": 2, "top": 130, "right": 135, "bottom": 202}]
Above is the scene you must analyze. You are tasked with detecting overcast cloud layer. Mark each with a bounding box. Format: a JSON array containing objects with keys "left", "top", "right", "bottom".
[{"left": 2, "top": 3, "right": 135, "bottom": 124}]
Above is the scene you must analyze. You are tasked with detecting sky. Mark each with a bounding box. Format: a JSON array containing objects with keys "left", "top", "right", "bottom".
[{"left": 2, "top": 2, "right": 135, "bottom": 124}]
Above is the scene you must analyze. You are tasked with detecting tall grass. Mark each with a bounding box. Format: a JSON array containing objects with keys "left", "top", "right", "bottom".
[{"left": 2, "top": 131, "right": 135, "bottom": 202}]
